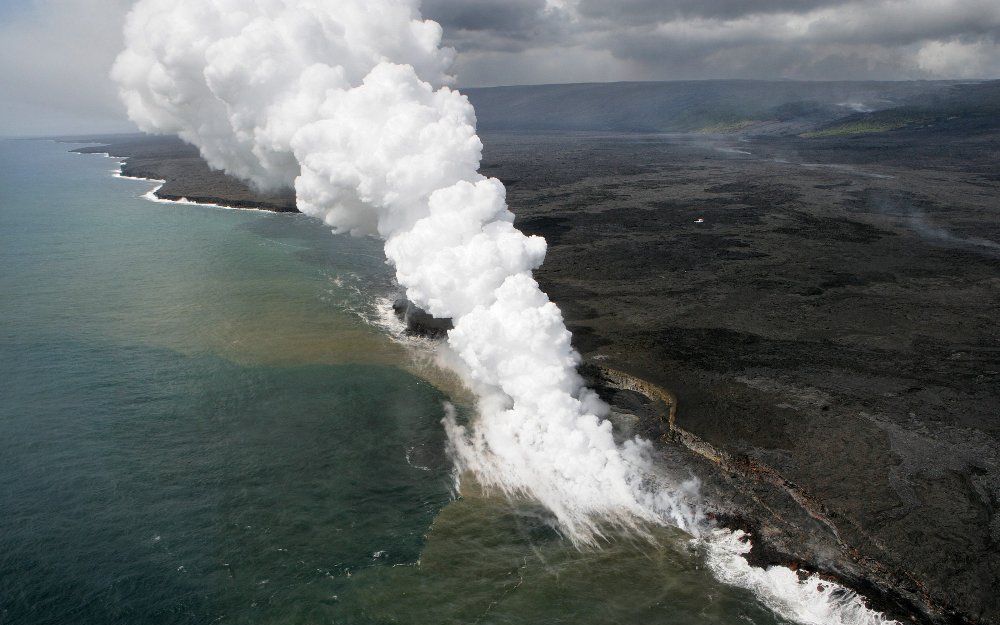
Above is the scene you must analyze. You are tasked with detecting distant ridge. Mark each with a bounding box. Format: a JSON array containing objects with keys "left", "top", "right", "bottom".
[{"left": 464, "top": 79, "right": 972, "bottom": 134}]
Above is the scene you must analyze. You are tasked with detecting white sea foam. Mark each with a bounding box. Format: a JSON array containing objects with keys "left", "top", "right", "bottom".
[
  {"left": 703, "top": 530, "right": 898, "bottom": 625},
  {"left": 112, "top": 166, "right": 273, "bottom": 213}
]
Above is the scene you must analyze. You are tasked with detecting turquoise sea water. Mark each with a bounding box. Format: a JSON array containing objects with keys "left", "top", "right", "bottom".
[{"left": 0, "top": 139, "right": 797, "bottom": 625}]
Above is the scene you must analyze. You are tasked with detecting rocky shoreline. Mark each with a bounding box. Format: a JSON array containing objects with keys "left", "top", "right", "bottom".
[
  {"left": 70, "top": 137, "right": 298, "bottom": 212},
  {"left": 68, "top": 126, "right": 999, "bottom": 625},
  {"left": 391, "top": 302, "right": 943, "bottom": 625}
]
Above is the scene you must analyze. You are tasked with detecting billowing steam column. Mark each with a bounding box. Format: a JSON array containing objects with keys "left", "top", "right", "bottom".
[{"left": 113, "top": 0, "right": 698, "bottom": 544}]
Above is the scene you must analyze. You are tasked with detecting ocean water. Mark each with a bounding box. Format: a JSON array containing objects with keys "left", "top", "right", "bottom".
[{"left": 1, "top": 139, "right": 838, "bottom": 625}]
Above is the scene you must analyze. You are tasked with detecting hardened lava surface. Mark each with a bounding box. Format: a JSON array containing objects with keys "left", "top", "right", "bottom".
[
  {"left": 70, "top": 124, "right": 999, "bottom": 624},
  {"left": 484, "top": 128, "right": 999, "bottom": 625}
]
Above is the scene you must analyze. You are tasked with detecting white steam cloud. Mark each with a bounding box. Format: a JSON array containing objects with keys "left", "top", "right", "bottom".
[
  {"left": 112, "top": 0, "right": 699, "bottom": 545},
  {"left": 110, "top": 5, "right": 906, "bottom": 623}
]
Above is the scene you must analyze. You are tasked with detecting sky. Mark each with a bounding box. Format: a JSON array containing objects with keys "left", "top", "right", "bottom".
[{"left": 1, "top": 0, "right": 998, "bottom": 135}]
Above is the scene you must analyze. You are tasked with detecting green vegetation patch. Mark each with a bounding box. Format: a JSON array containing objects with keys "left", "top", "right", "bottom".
[
  {"left": 698, "top": 119, "right": 759, "bottom": 133},
  {"left": 801, "top": 109, "right": 936, "bottom": 137},
  {"left": 802, "top": 119, "right": 909, "bottom": 137}
]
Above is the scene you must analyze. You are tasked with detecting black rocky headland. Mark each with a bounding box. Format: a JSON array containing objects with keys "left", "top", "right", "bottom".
[
  {"left": 71, "top": 135, "right": 297, "bottom": 212},
  {"left": 392, "top": 298, "right": 453, "bottom": 338}
]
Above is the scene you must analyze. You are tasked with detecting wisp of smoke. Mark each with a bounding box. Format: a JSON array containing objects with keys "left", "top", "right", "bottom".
[{"left": 112, "top": 0, "right": 699, "bottom": 545}]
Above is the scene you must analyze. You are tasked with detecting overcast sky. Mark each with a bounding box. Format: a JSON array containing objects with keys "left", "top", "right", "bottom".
[{"left": 1, "top": 0, "right": 998, "bottom": 135}]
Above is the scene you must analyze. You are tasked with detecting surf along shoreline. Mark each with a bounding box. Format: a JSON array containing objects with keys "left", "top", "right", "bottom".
[{"left": 68, "top": 136, "right": 300, "bottom": 213}]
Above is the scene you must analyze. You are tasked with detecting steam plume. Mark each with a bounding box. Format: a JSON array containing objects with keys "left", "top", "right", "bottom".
[{"left": 112, "top": 0, "right": 698, "bottom": 544}]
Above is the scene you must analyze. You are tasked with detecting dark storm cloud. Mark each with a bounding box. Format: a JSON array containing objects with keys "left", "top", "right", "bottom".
[
  {"left": 422, "top": 0, "right": 564, "bottom": 51},
  {"left": 575, "top": 0, "right": 846, "bottom": 22},
  {"left": 424, "top": 0, "right": 546, "bottom": 37},
  {"left": 600, "top": 1, "right": 999, "bottom": 76},
  {"left": 430, "top": 0, "right": 1000, "bottom": 85}
]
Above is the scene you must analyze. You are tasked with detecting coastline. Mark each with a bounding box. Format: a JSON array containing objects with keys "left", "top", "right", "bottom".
[
  {"left": 69, "top": 137, "right": 299, "bottom": 213},
  {"left": 62, "top": 130, "right": 1000, "bottom": 625},
  {"left": 384, "top": 300, "right": 906, "bottom": 625},
  {"left": 97, "top": 150, "right": 267, "bottom": 211}
]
